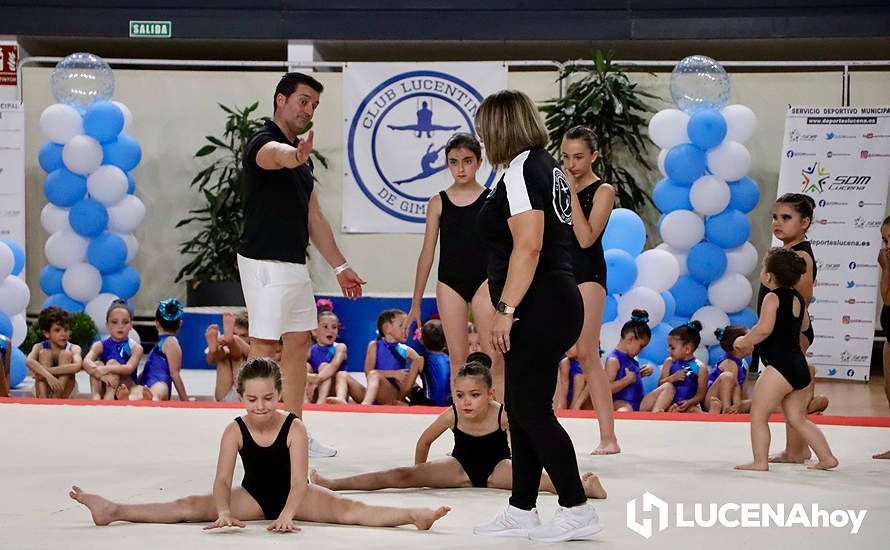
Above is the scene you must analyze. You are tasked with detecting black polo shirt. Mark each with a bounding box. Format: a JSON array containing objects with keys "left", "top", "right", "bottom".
[
  {"left": 477, "top": 147, "right": 575, "bottom": 305},
  {"left": 238, "top": 120, "right": 314, "bottom": 264}
]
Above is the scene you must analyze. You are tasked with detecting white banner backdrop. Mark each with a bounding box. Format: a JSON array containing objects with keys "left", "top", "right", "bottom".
[
  {"left": 342, "top": 62, "right": 507, "bottom": 233},
  {"left": 0, "top": 101, "right": 25, "bottom": 250},
  {"left": 776, "top": 106, "right": 890, "bottom": 381}
]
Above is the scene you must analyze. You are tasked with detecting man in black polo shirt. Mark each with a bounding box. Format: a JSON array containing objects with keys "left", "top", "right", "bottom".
[{"left": 238, "top": 73, "right": 365, "bottom": 456}]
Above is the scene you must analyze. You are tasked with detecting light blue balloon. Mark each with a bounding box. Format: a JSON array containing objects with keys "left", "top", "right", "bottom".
[
  {"left": 603, "top": 294, "right": 618, "bottom": 323},
  {"left": 69, "top": 198, "right": 109, "bottom": 238},
  {"left": 729, "top": 307, "right": 757, "bottom": 329},
  {"left": 38, "top": 142, "right": 65, "bottom": 173},
  {"left": 664, "top": 143, "right": 707, "bottom": 186},
  {"left": 665, "top": 314, "right": 689, "bottom": 328},
  {"left": 728, "top": 176, "right": 760, "bottom": 213},
  {"left": 44, "top": 168, "right": 87, "bottom": 207},
  {"left": 0, "top": 311, "right": 11, "bottom": 338},
  {"left": 687, "top": 109, "right": 727, "bottom": 150},
  {"left": 643, "top": 322, "right": 673, "bottom": 364},
  {"left": 10, "top": 347, "right": 27, "bottom": 388},
  {"left": 0, "top": 239, "right": 25, "bottom": 276},
  {"left": 126, "top": 171, "right": 136, "bottom": 194},
  {"left": 705, "top": 209, "right": 750, "bottom": 249},
  {"left": 708, "top": 344, "right": 725, "bottom": 367},
  {"left": 661, "top": 290, "right": 676, "bottom": 319},
  {"left": 670, "top": 275, "right": 708, "bottom": 316},
  {"left": 102, "top": 266, "right": 141, "bottom": 299},
  {"left": 88, "top": 232, "right": 128, "bottom": 273},
  {"left": 605, "top": 249, "right": 638, "bottom": 295},
  {"left": 39, "top": 265, "right": 66, "bottom": 296},
  {"left": 652, "top": 178, "right": 692, "bottom": 214},
  {"left": 687, "top": 241, "right": 727, "bottom": 284},
  {"left": 102, "top": 135, "right": 142, "bottom": 171},
  {"left": 42, "top": 293, "right": 85, "bottom": 313},
  {"left": 603, "top": 208, "right": 646, "bottom": 257},
  {"left": 83, "top": 101, "right": 125, "bottom": 143},
  {"left": 641, "top": 361, "right": 662, "bottom": 394}
]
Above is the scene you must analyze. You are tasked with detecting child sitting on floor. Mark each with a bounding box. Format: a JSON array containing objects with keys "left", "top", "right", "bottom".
[
  {"left": 83, "top": 300, "right": 144, "bottom": 400},
  {"left": 305, "top": 305, "right": 349, "bottom": 404},
  {"left": 362, "top": 309, "right": 423, "bottom": 405},
  {"left": 135, "top": 299, "right": 188, "bottom": 401},
  {"left": 25, "top": 306, "right": 82, "bottom": 398},
  {"left": 553, "top": 345, "right": 590, "bottom": 411},
  {"left": 420, "top": 319, "right": 451, "bottom": 406},
  {"left": 206, "top": 311, "right": 250, "bottom": 402}
]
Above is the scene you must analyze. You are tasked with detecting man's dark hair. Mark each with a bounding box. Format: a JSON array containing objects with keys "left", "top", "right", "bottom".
[{"left": 274, "top": 72, "right": 324, "bottom": 113}]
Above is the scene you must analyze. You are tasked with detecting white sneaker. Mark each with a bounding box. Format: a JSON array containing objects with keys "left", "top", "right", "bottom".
[
  {"left": 474, "top": 504, "right": 541, "bottom": 537},
  {"left": 528, "top": 502, "right": 603, "bottom": 542},
  {"left": 307, "top": 434, "right": 337, "bottom": 458}
]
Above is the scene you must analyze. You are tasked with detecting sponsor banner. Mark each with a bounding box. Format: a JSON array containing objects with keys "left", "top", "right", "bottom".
[
  {"left": 0, "top": 101, "right": 25, "bottom": 257},
  {"left": 777, "top": 106, "right": 890, "bottom": 381},
  {"left": 342, "top": 63, "right": 507, "bottom": 233}
]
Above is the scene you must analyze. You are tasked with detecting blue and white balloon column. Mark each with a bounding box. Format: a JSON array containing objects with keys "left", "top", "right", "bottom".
[
  {"left": 648, "top": 55, "right": 760, "bottom": 363},
  {"left": 0, "top": 239, "right": 31, "bottom": 388},
  {"left": 37, "top": 53, "right": 143, "bottom": 331}
]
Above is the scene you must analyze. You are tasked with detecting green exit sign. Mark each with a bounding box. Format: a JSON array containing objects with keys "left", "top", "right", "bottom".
[{"left": 129, "top": 20, "right": 172, "bottom": 38}]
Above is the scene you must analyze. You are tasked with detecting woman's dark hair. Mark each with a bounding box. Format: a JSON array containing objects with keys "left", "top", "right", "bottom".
[
  {"left": 106, "top": 299, "right": 132, "bottom": 321},
  {"left": 237, "top": 357, "right": 283, "bottom": 395},
  {"left": 376, "top": 309, "right": 406, "bottom": 336},
  {"left": 274, "top": 72, "right": 323, "bottom": 113},
  {"left": 669, "top": 320, "right": 703, "bottom": 349},
  {"left": 764, "top": 246, "right": 808, "bottom": 287},
  {"left": 776, "top": 193, "right": 816, "bottom": 227},
  {"left": 421, "top": 319, "right": 447, "bottom": 353},
  {"left": 444, "top": 132, "right": 482, "bottom": 161},
  {"left": 620, "top": 309, "right": 652, "bottom": 341},
  {"left": 155, "top": 299, "right": 184, "bottom": 333},
  {"left": 564, "top": 125, "right": 598, "bottom": 152},
  {"left": 715, "top": 325, "right": 748, "bottom": 353},
  {"left": 456, "top": 358, "right": 493, "bottom": 389},
  {"left": 38, "top": 306, "right": 70, "bottom": 333}
]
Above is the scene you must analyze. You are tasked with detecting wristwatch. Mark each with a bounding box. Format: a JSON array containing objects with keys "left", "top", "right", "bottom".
[{"left": 496, "top": 301, "right": 515, "bottom": 315}]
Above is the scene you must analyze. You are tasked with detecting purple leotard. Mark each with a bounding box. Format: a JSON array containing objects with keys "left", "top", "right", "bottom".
[
  {"left": 100, "top": 336, "right": 135, "bottom": 382},
  {"left": 707, "top": 354, "right": 747, "bottom": 390},
  {"left": 375, "top": 339, "right": 408, "bottom": 389},
  {"left": 669, "top": 357, "right": 702, "bottom": 403},
  {"left": 139, "top": 334, "right": 173, "bottom": 389},
  {"left": 308, "top": 343, "right": 346, "bottom": 373},
  {"left": 609, "top": 349, "right": 644, "bottom": 411},
  {"left": 565, "top": 358, "right": 583, "bottom": 402}
]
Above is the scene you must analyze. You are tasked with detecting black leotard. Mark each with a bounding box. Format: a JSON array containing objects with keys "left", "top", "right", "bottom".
[
  {"left": 236, "top": 412, "right": 297, "bottom": 520},
  {"left": 881, "top": 305, "right": 890, "bottom": 338},
  {"left": 450, "top": 403, "right": 511, "bottom": 488},
  {"left": 437, "top": 190, "right": 488, "bottom": 302},
  {"left": 570, "top": 181, "right": 607, "bottom": 289},
  {"left": 757, "top": 287, "right": 811, "bottom": 390}
]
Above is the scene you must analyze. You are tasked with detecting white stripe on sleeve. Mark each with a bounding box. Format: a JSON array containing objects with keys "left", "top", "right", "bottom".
[{"left": 503, "top": 150, "right": 533, "bottom": 216}]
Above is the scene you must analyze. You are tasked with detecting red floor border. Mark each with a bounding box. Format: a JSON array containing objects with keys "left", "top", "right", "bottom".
[{"left": 2, "top": 396, "right": 889, "bottom": 427}]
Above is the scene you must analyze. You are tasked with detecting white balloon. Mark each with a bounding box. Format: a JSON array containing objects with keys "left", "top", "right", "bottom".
[
  {"left": 706, "top": 140, "right": 751, "bottom": 182},
  {"left": 691, "top": 305, "right": 730, "bottom": 347},
  {"left": 87, "top": 165, "right": 128, "bottom": 206},
  {"left": 689, "top": 174, "right": 731, "bottom": 216},
  {"left": 600, "top": 321, "right": 622, "bottom": 354},
  {"left": 656, "top": 243, "right": 689, "bottom": 276},
  {"left": 721, "top": 104, "right": 757, "bottom": 143},
  {"left": 725, "top": 241, "right": 759, "bottom": 275},
  {"left": 648, "top": 109, "right": 690, "bottom": 149},
  {"left": 44, "top": 229, "right": 89, "bottom": 268},
  {"left": 107, "top": 195, "right": 146, "bottom": 233},
  {"left": 694, "top": 345, "right": 710, "bottom": 366},
  {"left": 11, "top": 313, "right": 27, "bottom": 347},
  {"left": 112, "top": 101, "right": 133, "bottom": 134},
  {"left": 113, "top": 231, "right": 140, "bottom": 263},
  {"left": 708, "top": 273, "right": 754, "bottom": 314},
  {"left": 85, "top": 293, "right": 120, "bottom": 334},
  {"left": 0, "top": 242, "right": 13, "bottom": 281},
  {"left": 62, "top": 135, "right": 103, "bottom": 176},
  {"left": 41, "top": 203, "right": 72, "bottom": 234},
  {"left": 660, "top": 210, "right": 705, "bottom": 251},
  {"left": 128, "top": 328, "right": 141, "bottom": 345},
  {"left": 618, "top": 286, "right": 666, "bottom": 327},
  {"left": 62, "top": 262, "right": 103, "bottom": 303},
  {"left": 657, "top": 148, "right": 668, "bottom": 177},
  {"left": 39, "top": 103, "right": 84, "bottom": 144},
  {"left": 0, "top": 275, "right": 30, "bottom": 316},
  {"left": 634, "top": 249, "right": 680, "bottom": 293}
]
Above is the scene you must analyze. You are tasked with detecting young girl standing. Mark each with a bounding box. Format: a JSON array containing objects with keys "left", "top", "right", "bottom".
[
  {"left": 407, "top": 133, "right": 503, "bottom": 396},
  {"left": 69, "top": 357, "right": 450, "bottom": 532},
  {"left": 733, "top": 248, "right": 837, "bottom": 471},
  {"left": 605, "top": 310, "right": 653, "bottom": 412},
  {"left": 83, "top": 300, "right": 144, "bottom": 400},
  {"left": 641, "top": 321, "right": 707, "bottom": 413},
  {"left": 562, "top": 126, "right": 619, "bottom": 454}
]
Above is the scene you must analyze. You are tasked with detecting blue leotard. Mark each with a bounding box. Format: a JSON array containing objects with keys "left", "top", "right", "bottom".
[
  {"left": 100, "top": 336, "right": 135, "bottom": 381},
  {"left": 609, "top": 349, "right": 644, "bottom": 411},
  {"left": 375, "top": 339, "right": 408, "bottom": 389},
  {"left": 423, "top": 351, "right": 451, "bottom": 406},
  {"left": 669, "top": 357, "right": 702, "bottom": 403},
  {"left": 707, "top": 354, "right": 747, "bottom": 389},
  {"left": 565, "top": 358, "right": 583, "bottom": 403},
  {"left": 308, "top": 343, "right": 346, "bottom": 373},
  {"left": 139, "top": 334, "right": 173, "bottom": 389}
]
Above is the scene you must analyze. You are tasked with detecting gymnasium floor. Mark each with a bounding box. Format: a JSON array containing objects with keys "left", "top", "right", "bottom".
[{"left": 1, "top": 398, "right": 888, "bottom": 549}]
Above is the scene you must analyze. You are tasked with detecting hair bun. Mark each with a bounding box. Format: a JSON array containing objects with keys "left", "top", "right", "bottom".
[
  {"left": 687, "top": 320, "right": 703, "bottom": 332},
  {"left": 630, "top": 309, "right": 650, "bottom": 324},
  {"left": 466, "top": 351, "right": 492, "bottom": 369}
]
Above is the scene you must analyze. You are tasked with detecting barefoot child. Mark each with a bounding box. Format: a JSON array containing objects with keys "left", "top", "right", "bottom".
[
  {"left": 420, "top": 319, "right": 452, "bottom": 406},
  {"left": 69, "top": 357, "right": 450, "bottom": 532},
  {"left": 136, "top": 299, "right": 188, "bottom": 401},
  {"left": 311, "top": 355, "right": 605, "bottom": 499},
  {"left": 553, "top": 346, "right": 589, "bottom": 411},
  {"left": 733, "top": 248, "right": 838, "bottom": 471},
  {"left": 705, "top": 326, "right": 749, "bottom": 414},
  {"left": 641, "top": 321, "right": 706, "bottom": 413},
  {"left": 605, "top": 310, "right": 653, "bottom": 412},
  {"left": 305, "top": 306, "right": 348, "bottom": 404},
  {"left": 24, "top": 306, "right": 82, "bottom": 398},
  {"left": 82, "top": 300, "right": 143, "bottom": 400},
  {"left": 361, "top": 309, "right": 424, "bottom": 405},
  {"left": 207, "top": 311, "right": 250, "bottom": 402}
]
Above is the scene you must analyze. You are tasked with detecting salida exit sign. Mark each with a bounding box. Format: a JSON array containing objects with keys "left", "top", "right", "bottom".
[{"left": 129, "top": 21, "right": 172, "bottom": 38}]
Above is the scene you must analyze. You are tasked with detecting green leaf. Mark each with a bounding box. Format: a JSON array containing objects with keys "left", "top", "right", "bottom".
[{"left": 195, "top": 145, "right": 216, "bottom": 157}]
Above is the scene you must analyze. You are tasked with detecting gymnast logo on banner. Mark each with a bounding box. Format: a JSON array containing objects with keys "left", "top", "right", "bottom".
[{"left": 342, "top": 63, "right": 506, "bottom": 233}]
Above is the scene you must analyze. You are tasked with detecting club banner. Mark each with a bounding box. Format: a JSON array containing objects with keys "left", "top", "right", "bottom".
[
  {"left": 776, "top": 106, "right": 890, "bottom": 381},
  {"left": 0, "top": 101, "right": 25, "bottom": 248},
  {"left": 342, "top": 62, "right": 507, "bottom": 233}
]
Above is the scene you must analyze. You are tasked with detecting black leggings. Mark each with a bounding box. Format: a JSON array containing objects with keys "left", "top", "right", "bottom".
[{"left": 504, "top": 273, "right": 586, "bottom": 510}]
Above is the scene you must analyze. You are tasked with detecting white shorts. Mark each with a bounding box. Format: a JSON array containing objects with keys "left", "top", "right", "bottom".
[{"left": 237, "top": 254, "right": 318, "bottom": 340}]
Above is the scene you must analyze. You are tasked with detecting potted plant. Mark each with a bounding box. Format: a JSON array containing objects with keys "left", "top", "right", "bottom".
[
  {"left": 541, "top": 50, "right": 659, "bottom": 212},
  {"left": 175, "top": 102, "right": 326, "bottom": 306}
]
